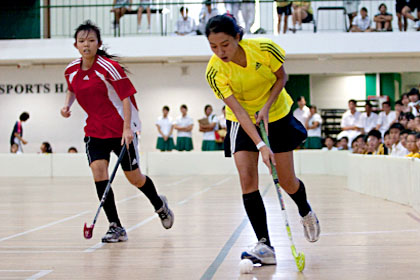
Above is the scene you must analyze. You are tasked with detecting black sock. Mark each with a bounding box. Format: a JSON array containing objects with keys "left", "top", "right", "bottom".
[
  {"left": 95, "top": 180, "right": 122, "bottom": 227},
  {"left": 288, "top": 180, "right": 311, "bottom": 217},
  {"left": 138, "top": 176, "right": 163, "bottom": 211},
  {"left": 243, "top": 190, "right": 271, "bottom": 247}
]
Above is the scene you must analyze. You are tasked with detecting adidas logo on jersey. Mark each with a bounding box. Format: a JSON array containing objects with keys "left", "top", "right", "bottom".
[
  {"left": 256, "top": 62, "right": 261, "bottom": 70},
  {"left": 83, "top": 75, "right": 89, "bottom": 80}
]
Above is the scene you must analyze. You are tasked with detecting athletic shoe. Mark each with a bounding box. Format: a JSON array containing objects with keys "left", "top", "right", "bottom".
[
  {"left": 146, "top": 26, "right": 151, "bottom": 33},
  {"left": 101, "top": 222, "right": 128, "bottom": 243},
  {"left": 137, "top": 26, "right": 142, "bottom": 33},
  {"left": 156, "top": 195, "right": 174, "bottom": 229},
  {"left": 302, "top": 211, "right": 320, "bottom": 242},
  {"left": 241, "top": 238, "right": 276, "bottom": 265}
]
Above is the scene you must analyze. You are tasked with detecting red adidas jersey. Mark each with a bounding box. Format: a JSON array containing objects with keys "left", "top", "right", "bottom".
[{"left": 64, "top": 55, "right": 141, "bottom": 139}]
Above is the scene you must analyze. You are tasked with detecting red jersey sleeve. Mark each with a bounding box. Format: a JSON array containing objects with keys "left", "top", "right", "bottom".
[
  {"left": 99, "top": 57, "right": 137, "bottom": 100},
  {"left": 64, "top": 59, "right": 80, "bottom": 93}
]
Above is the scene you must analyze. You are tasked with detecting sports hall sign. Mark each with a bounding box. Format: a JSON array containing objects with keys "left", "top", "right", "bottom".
[{"left": 0, "top": 83, "right": 67, "bottom": 94}]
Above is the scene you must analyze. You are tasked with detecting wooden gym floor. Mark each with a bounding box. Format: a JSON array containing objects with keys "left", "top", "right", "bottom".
[{"left": 0, "top": 174, "right": 419, "bottom": 279}]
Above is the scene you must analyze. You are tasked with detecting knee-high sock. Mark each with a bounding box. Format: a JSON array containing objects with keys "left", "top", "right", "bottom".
[
  {"left": 288, "top": 179, "right": 311, "bottom": 217},
  {"left": 95, "top": 180, "right": 122, "bottom": 227},
  {"left": 138, "top": 176, "right": 163, "bottom": 211},
  {"left": 243, "top": 190, "right": 271, "bottom": 247}
]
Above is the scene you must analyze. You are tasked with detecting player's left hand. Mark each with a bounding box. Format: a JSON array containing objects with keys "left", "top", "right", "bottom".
[
  {"left": 255, "top": 107, "right": 270, "bottom": 135},
  {"left": 121, "top": 128, "right": 134, "bottom": 148}
]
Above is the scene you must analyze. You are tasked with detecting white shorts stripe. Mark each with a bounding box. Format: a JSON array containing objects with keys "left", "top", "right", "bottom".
[
  {"left": 230, "top": 122, "right": 240, "bottom": 154},
  {"left": 97, "top": 60, "right": 119, "bottom": 81},
  {"left": 97, "top": 56, "right": 122, "bottom": 80}
]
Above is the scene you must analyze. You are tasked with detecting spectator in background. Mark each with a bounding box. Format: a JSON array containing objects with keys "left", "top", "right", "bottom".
[
  {"left": 395, "top": 100, "right": 404, "bottom": 121},
  {"left": 10, "top": 143, "right": 20, "bottom": 154},
  {"left": 373, "top": 3, "right": 393, "bottom": 31},
  {"left": 353, "top": 134, "right": 367, "bottom": 154},
  {"left": 417, "top": 132, "right": 420, "bottom": 153},
  {"left": 401, "top": 0, "right": 420, "bottom": 31},
  {"left": 156, "top": 106, "right": 175, "bottom": 152},
  {"left": 389, "top": 123, "right": 409, "bottom": 157},
  {"left": 358, "top": 101, "right": 378, "bottom": 134},
  {"left": 290, "top": 1, "right": 314, "bottom": 33},
  {"left": 293, "top": 96, "right": 310, "bottom": 127},
  {"left": 322, "top": 136, "right": 337, "bottom": 151},
  {"left": 215, "top": 106, "right": 227, "bottom": 150},
  {"left": 174, "top": 104, "right": 194, "bottom": 152},
  {"left": 10, "top": 112, "right": 30, "bottom": 154},
  {"left": 407, "top": 88, "right": 420, "bottom": 116},
  {"left": 399, "top": 112, "right": 415, "bottom": 129},
  {"left": 242, "top": 0, "right": 256, "bottom": 33},
  {"left": 351, "top": 7, "right": 372, "bottom": 32},
  {"left": 197, "top": 1, "right": 219, "bottom": 35},
  {"left": 343, "top": 0, "right": 360, "bottom": 31},
  {"left": 405, "top": 132, "right": 420, "bottom": 158},
  {"left": 366, "top": 129, "right": 387, "bottom": 155},
  {"left": 199, "top": 104, "right": 219, "bottom": 151},
  {"left": 40, "top": 142, "right": 53, "bottom": 154},
  {"left": 137, "top": 0, "right": 152, "bottom": 33},
  {"left": 68, "top": 147, "right": 78, "bottom": 153},
  {"left": 400, "top": 129, "right": 411, "bottom": 149},
  {"left": 396, "top": 0, "right": 409, "bottom": 31},
  {"left": 277, "top": 0, "right": 292, "bottom": 34},
  {"left": 111, "top": 0, "right": 132, "bottom": 30},
  {"left": 400, "top": 93, "right": 411, "bottom": 113},
  {"left": 225, "top": 0, "right": 241, "bottom": 21},
  {"left": 304, "top": 105, "right": 323, "bottom": 149},
  {"left": 376, "top": 101, "right": 397, "bottom": 137},
  {"left": 337, "top": 136, "right": 349, "bottom": 151},
  {"left": 175, "top": 7, "right": 197, "bottom": 36},
  {"left": 414, "top": 116, "right": 420, "bottom": 132},
  {"left": 337, "top": 99, "right": 361, "bottom": 148},
  {"left": 383, "top": 130, "right": 393, "bottom": 152}
]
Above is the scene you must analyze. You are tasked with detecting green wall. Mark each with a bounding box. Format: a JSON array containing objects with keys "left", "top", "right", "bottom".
[
  {"left": 285, "top": 75, "right": 310, "bottom": 111},
  {"left": 0, "top": 0, "right": 41, "bottom": 39}
]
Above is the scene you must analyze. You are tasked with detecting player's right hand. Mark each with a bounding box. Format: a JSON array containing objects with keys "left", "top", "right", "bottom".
[
  {"left": 22, "top": 140, "right": 28, "bottom": 145},
  {"left": 260, "top": 145, "right": 275, "bottom": 174},
  {"left": 60, "top": 106, "right": 71, "bottom": 118}
]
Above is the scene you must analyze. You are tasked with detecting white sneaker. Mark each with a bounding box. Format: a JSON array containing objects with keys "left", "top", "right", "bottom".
[
  {"left": 241, "top": 238, "right": 276, "bottom": 265},
  {"left": 156, "top": 195, "right": 174, "bottom": 229},
  {"left": 137, "top": 26, "right": 142, "bottom": 33},
  {"left": 146, "top": 26, "right": 151, "bottom": 33},
  {"left": 302, "top": 211, "right": 320, "bottom": 242}
]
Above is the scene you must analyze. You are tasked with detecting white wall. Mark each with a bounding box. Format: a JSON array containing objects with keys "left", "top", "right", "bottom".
[{"left": 310, "top": 74, "right": 366, "bottom": 109}]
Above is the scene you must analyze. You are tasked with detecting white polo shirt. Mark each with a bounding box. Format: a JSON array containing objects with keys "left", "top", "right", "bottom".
[
  {"left": 352, "top": 15, "right": 371, "bottom": 31},
  {"left": 377, "top": 111, "right": 397, "bottom": 135},
  {"left": 203, "top": 114, "right": 218, "bottom": 141},
  {"left": 174, "top": 115, "right": 193, "bottom": 138},
  {"left": 307, "top": 113, "right": 322, "bottom": 137},
  {"left": 358, "top": 112, "right": 378, "bottom": 134},
  {"left": 293, "top": 106, "right": 310, "bottom": 126},
  {"left": 390, "top": 141, "right": 409, "bottom": 157},
  {"left": 156, "top": 116, "right": 173, "bottom": 138}
]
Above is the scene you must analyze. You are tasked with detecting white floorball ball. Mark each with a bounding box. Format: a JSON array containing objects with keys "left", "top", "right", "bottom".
[{"left": 239, "top": 259, "right": 254, "bottom": 274}]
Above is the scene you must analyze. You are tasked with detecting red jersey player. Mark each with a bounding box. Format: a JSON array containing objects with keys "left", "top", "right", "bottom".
[{"left": 61, "top": 21, "right": 174, "bottom": 242}]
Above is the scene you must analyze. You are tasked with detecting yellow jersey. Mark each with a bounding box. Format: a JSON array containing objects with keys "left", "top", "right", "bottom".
[
  {"left": 406, "top": 152, "right": 420, "bottom": 158},
  {"left": 205, "top": 38, "right": 293, "bottom": 123},
  {"left": 277, "top": 1, "right": 291, "bottom": 8},
  {"left": 293, "top": 1, "right": 313, "bottom": 14}
]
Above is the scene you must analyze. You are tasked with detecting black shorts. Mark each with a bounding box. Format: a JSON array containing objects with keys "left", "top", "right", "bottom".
[
  {"left": 277, "top": 3, "right": 292, "bottom": 15},
  {"left": 396, "top": 0, "right": 408, "bottom": 13},
  {"left": 84, "top": 136, "right": 140, "bottom": 171},
  {"left": 302, "top": 12, "right": 314, "bottom": 23},
  {"left": 224, "top": 111, "right": 307, "bottom": 157},
  {"left": 408, "top": 0, "right": 420, "bottom": 11}
]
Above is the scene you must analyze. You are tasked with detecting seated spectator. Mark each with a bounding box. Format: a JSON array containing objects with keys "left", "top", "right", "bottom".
[
  {"left": 337, "top": 136, "right": 349, "bottom": 150},
  {"left": 197, "top": 1, "right": 218, "bottom": 35},
  {"left": 68, "top": 147, "right": 78, "bottom": 153},
  {"left": 111, "top": 0, "right": 132, "bottom": 30},
  {"left": 399, "top": 113, "right": 415, "bottom": 129},
  {"left": 277, "top": 0, "right": 293, "bottom": 34},
  {"left": 337, "top": 99, "right": 361, "bottom": 148},
  {"left": 354, "top": 134, "right": 367, "bottom": 154},
  {"left": 293, "top": 96, "right": 310, "bottom": 127},
  {"left": 395, "top": 100, "right": 403, "bottom": 121},
  {"left": 358, "top": 101, "right": 378, "bottom": 134},
  {"left": 405, "top": 132, "right": 420, "bottom": 158},
  {"left": 304, "top": 105, "right": 322, "bottom": 149},
  {"left": 174, "top": 104, "right": 194, "bottom": 152},
  {"left": 156, "top": 106, "right": 175, "bottom": 152},
  {"left": 175, "top": 7, "right": 197, "bottom": 36},
  {"left": 351, "top": 7, "right": 372, "bottom": 32},
  {"left": 366, "top": 129, "right": 388, "bottom": 155},
  {"left": 407, "top": 88, "right": 420, "bottom": 117},
  {"left": 400, "top": 129, "right": 411, "bottom": 149},
  {"left": 383, "top": 130, "right": 393, "bottom": 151},
  {"left": 137, "top": 0, "right": 152, "bottom": 33},
  {"left": 376, "top": 101, "right": 397, "bottom": 137},
  {"left": 373, "top": 3, "right": 393, "bottom": 31},
  {"left": 322, "top": 136, "right": 337, "bottom": 151},
  {"left": 40, "top": 142, "right": 53, "bottom": 154},
  {"left": 343, "top": 0, "right": 360, "bottom": 31},
  {"left": 389, "top": 123, "right": 409, "bottom": 157},
  {"left": 415, "top": 116, "right": 420, "bottom": 132},
  {"left": 417, "top": 132, "right": 420, "bottom": 152},
  {"left": 290, "top": 1, "right": 314, "bottom": 33},
  {"left": 401, "top": 93, "right": 412, "bottom": 113},
  {"left": 10, "top": 143, "right": 20, "bottom": 154}
]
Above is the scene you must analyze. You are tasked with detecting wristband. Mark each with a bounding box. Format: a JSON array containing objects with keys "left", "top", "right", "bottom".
[{"left": 256, "top": 141, "right": 266, "bottom": 150}]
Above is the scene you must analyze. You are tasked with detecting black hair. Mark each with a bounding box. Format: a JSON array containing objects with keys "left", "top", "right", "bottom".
[
  {"left": 361, "top": 7, "right": 368, "bottom": 13},
  {"left": 348, "top": 99, "right": 357, "bottom": 105},
  {"left": 395, "top": 100, "right": 403, "bottom": 106},
  {"left": 365, "top": 101, "right": 372, "bottom": 108},
  {"left": 399, "top": 112, "right": 415, "bottom": 121},
  {"left": 382, "top": 101, "right": 391, "bottom": 107},
  {"left": 416, "top": 132, "right": 420, "bottom": 140},
  {"left": 180, "top": 104, "right": 188, "bottom": 110},
  {"left": 367, "top": 129, "right": 382, "bottom": 140},
  {"left": 74, "top": 20, "right": 128, "bottom": 72},
  {"left": 19, "top": 112, "right": 30, "bottom": 121},
  {"left": 297, "top": 96, "right": 306, "bottom": 102},
  {"left": 309, "top": 105, "right": 317, "bottom": 110},
  {"left": 325, "top": 136, "right": 335, "bottom": 142},
  {"left": 205, "top": 14, "right": 244, "bottom": 40},
  {"left": 401, "top": 129, "right": 412, "bottom": 135},
  {"left": 390, "top": 123, "right": 404, "bottom": 132},
  {"left": 42, "top": 142, "right": 52, "bottom": 153},
  {"left": 163, "top": 106, "right": 170, "bottom": 111},
  {"left": 68, "top": 147, "right": 78, "bottom": 153},
  {"left": 407, "top": 87, "right": 420, "bottom": 96},
  {"left": 384, "top": 130, "right": 390, "bottom": 137},
  {"left": 180, "top": 6, "right": 188, "bottom": 13},
  {"left": 204, "top": 104, "right": 212, "bottom": 111},
  {"left": 378, "top": 3, "right": 387, "bottom": 10},
  {"left": 339, "top": 136, "right": 349, "bottom": 142},
  {"left": 355, "top": 134, "right": 367, "bottom": 142},
  {"left": 401, "top": 93, "right": 408, "bottom": 99}
]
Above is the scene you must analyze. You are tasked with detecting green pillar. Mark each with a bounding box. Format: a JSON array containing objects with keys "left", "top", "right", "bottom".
[
  {"left": 285, "top": 75, "right": 310, "bottom": 111},
  {"left": 380, "top": 73, "right": 401, "bottom": 106},
  {"left": 365, "top": 73, "right": 376, "bottom": 98},
  {"left": 0, "top": 1, "right": 41, "bottom": 39}
]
